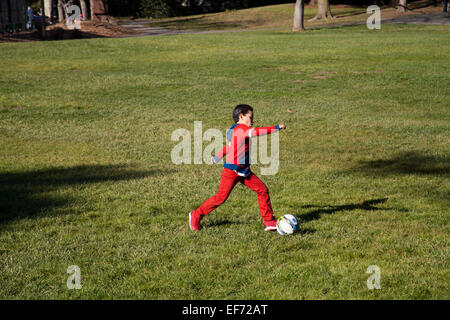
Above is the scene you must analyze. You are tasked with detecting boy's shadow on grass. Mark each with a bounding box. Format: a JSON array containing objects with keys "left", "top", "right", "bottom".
[
  {"left": 0, "top": 164, "right": 169, "bottom": 225},
  {"left": 203, "top": 219, "right": 247, "bottom": 228},
  {"left": 203, "top": 219, "right": 317, "bottom": 235},
  {"left": 299, "top": 198, "right": 393, "bottom": 223}
]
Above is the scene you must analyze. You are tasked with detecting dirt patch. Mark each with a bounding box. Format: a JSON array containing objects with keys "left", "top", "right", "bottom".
[
  {"left": 0, "top": 19, "right": 138, "bottom": 42},
  {"left": 72, "top": 20, "right": 138, "bottom": 37}
]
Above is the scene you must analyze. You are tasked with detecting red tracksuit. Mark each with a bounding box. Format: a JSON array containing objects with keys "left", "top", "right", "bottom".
[{"left": 192, "top": 123, "right": 280, "bottom": 221}]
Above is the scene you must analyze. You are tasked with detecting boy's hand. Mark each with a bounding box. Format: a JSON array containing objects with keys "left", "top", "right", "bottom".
[
  {"left": 211, "top": 157, "right": 216, "bottom": 164},
  {"left": 279, "top": 124, "right": 286, "bottom": 130}
]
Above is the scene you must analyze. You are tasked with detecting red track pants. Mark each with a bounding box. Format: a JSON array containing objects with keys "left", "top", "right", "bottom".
[{"left": 192, "top": 168, "right": 274, "bottom": 222}]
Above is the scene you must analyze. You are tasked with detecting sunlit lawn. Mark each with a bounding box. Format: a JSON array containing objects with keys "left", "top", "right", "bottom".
[{"left": 0, "top": 22, "right": 449, "bottom": 299}]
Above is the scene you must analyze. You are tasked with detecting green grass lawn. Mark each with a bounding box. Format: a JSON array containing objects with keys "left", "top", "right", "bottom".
[{"left": 0, "top": 23, "right": 449, "bottom": 299}]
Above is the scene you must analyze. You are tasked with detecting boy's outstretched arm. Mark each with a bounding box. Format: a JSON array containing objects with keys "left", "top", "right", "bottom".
[
  {"left": 211, "top": 124, "right": 286, "bottom": 163},
  {"left": 211, "top": 142, "right": 230, "bottom": 164},
  {"left": 249, "top": 124, "right": 286, "bottom": 137}
]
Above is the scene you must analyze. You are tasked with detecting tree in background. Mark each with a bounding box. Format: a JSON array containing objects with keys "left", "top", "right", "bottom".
[
  {"left": 139, "top": 0, "right": 173, "bottom": 18},
  {"left": 397, "top": 0, "right": 408, "bottom": 12},
  {"left": 292, "top": 0, "right": 305, "bottom": 32},
  {"left": 39, "top": 0, "right": 93, "bottom": 22},
  {"left": 79, "top": 0, "right": 88, "bottom": 19},
  {"left": 44, "top": 0, "right": 52, "bottom": 17},
  {"left": 57, "top": 0, "right": 65, "bottom": 22},
  {"left": 90, "top": 0, "right": 109, "bottom": 20},
  {"left": 308, "top": 0, "right": 333, "bottom": 21}
]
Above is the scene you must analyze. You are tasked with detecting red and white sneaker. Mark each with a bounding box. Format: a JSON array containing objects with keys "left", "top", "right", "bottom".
[
  {"left": 189, "top": 211, "right": 202, "bottom": 231},
  {"left": 263, "top": 219, "right": 277, "bottom": 231}
]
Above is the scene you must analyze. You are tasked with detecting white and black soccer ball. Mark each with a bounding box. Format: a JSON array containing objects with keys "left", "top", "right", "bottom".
[{"left": 276, "top": 214, "right": 299, "bottom": 235}]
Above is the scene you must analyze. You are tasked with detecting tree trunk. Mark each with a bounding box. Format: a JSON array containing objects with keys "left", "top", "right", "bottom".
[
  {"left": 292, "top": 0, "right": 305, "bottom": 32},
  {"left": 90, "top": 0, "right": 95, "bottom": 20},
  {"left": 80, "top": 0, "right": 88, "bottom": 20},
  {"left": 327, "top": 0, "right": 334, "bottom": 18},
  {"left": 44, "top": 0, "right": 52, "bottom": 18},
  {"left": 397, "top": 0, "right": 407, "bottom": 12},
  {"left": 90, "top": 0, "right": 109, "bottom": 21},
  {"left": 308, "top": 0, "right": 332, "bottom": 21},
  {"left": 57, "top": 0, "right": 65, "bottom": 22}
]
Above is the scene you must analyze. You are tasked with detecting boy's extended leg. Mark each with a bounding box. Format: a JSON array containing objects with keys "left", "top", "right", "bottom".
[
  {"left": 190, "top": 168, "right": 239, "bottom": 230},
  {"left": 241, "top": 173, "right": 277, "bottom": 230}
]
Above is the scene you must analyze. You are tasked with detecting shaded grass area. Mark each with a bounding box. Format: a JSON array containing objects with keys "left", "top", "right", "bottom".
[
  {"left": 0, "top": 23, "right": 449, "bottom": 299},
  {"left": 352, "top": 151, "right": 449, "bottom": 176},
  {"left": 0, "top": 165, "right": 168, "bottom": 224}
]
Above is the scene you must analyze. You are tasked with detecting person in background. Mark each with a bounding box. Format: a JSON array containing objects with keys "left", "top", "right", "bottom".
[
  {"left": 27, "top": 6, "right": 33, "bottom": 30},
  {"left": 444, "top": 0, "right": 448, "bottom": 13}
]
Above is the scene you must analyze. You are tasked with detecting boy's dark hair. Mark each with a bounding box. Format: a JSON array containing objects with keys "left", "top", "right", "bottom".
[{"left": 233, "top": 104, "right": 253, "bottom": 123}]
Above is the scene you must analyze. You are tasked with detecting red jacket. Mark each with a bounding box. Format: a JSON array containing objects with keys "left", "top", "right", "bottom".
[{"left": 213, "top": 123, "right": 280, "bottom": 176}]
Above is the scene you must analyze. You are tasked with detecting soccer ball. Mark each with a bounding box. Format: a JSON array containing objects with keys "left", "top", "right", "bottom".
[{"left": 276, "top": 214, "right": 299, "bottom": 235}]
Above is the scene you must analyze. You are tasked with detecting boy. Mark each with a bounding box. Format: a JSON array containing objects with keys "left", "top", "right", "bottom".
[{"left": 189, "top": 104, "right": 286, "bottom": 231}]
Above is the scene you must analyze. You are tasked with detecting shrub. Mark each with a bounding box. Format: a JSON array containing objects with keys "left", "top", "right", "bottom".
[{"left": 139, "top": 0, "right": 173, "bottom": 18}]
